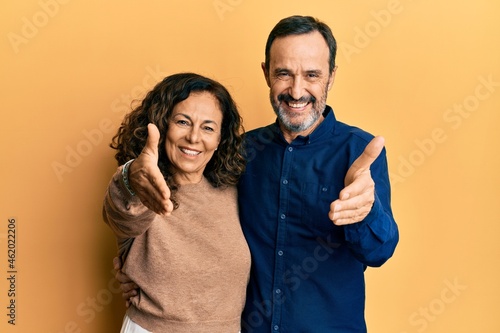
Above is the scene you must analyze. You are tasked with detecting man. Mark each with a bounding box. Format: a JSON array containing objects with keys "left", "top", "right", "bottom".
[{"left": 117, "top": 15, "right": 398, "bottom": 332}]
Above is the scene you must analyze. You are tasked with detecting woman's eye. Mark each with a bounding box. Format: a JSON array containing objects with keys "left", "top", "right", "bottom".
[{"left": 203, "top": 126, "right": 215, "bottom": 132}]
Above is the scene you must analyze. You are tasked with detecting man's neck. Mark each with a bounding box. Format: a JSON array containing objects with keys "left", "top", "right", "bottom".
[{"left": 280, "top": 116, "right": 325, "bottom": 143}]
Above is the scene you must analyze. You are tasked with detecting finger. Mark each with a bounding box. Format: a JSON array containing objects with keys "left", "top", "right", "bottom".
[
  {"left": 329, "top": 198, "right": 372, "bottom": 225},
  {"left": 140, "top": 124, "right": 172, "bottom": 211},
  {"left": 346, "top": 136, "right": 385, "bottom": 182},
  {"left": 146, "top": 168, "right": 171, "bottom": 203},
  {"left": 129, "top": 164, "right": 168, "bottom": 201},
  {"left": 330, "top": 186, "right": 374, "bottom": 218},
  {"left": 329, "top": 202, "right": 372, "bottom": 224},
  {"left": 144, "top": 172, "right": 173, "bottom": 216},
  {"left": 129, "top": 139, "right": 173, "bottom": 215},
  {"left": 140, "top": 195, "right": 173, "bottom": 217},
  {"left": 339, "top": 170, "right": 373, "bottom": 200},
  {"left": 112, "top": 256, "right": 121, "bottom": 271},
  {"left": 115, "top": 270, "right": 132, "bottom": 284},
  {"left": 136, "top": 184, "right": 173, "bottom": 216},
  {"left": 330, "top": 191, "right": 373, "bottom": 217},
  {"left": 333, "top": 214, "right": 368, "bottom": 226},
  {"left": 121, "top": 284, "right": 139, "bottom": 299},
  {"left": 134, "top": 172, "right": 171, "bottom": 210},
  {"left": 120, "top": 279, "right": 139, "bottom": 291},
  {"left": 122, "top": 290, "right": 138, "bottom": 301}
]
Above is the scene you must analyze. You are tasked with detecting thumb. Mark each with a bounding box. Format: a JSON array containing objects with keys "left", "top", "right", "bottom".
[
  {"left": 143, "top": 123, "right": 161, "bottom": 158},
  {"left": 345, "top": 136, "right": 385, "bottom": 184},
  {"left": 356, "top": 136, "right": 385, "bottom": 169}
]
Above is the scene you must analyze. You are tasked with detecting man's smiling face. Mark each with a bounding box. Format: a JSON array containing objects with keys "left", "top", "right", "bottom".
[{"left": 263, "top": 30, "right": 335, "bottom": 141}]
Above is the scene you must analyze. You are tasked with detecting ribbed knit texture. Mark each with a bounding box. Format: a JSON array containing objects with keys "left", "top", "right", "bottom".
[{"left": 103, "top": 168, "right": 251, "bottom": 332}]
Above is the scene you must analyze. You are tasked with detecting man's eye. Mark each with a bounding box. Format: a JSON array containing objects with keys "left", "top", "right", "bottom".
[{"left": 276, "top": 72, "right": 291, "bottom": 80}]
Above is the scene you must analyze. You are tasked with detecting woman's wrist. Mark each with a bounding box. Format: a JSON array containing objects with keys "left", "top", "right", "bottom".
[{"left": 122, "top": 159, "right": 136, "bottom": 196}]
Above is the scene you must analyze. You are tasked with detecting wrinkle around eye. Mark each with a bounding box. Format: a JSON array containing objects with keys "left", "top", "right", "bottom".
[{"left": 273, "top": 72, "right": 292, "bottom": 81}]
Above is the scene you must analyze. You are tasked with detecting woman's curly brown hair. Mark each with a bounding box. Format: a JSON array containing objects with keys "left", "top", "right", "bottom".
[{"left": 110, "top": 72, "right": 246, "bottom": 209}]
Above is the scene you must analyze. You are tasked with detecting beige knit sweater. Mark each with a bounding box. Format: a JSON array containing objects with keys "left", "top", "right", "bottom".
[{"left": 103, "top": 167, "right": 251, "bottom": 332}]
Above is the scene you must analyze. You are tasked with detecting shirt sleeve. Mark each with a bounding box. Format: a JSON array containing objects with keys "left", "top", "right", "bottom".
[
  {"left": 102, "top": 165, "right": 156, "bottom": 241},
  {"left": 343, "top": 148, "right": 399, "bottom": 267}
]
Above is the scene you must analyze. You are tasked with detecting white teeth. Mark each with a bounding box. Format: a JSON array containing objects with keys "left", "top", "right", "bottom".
[
  {"left": 288, "top": 102, "right": 307, "bottom": 108},
  {"left": 180, "top": 148, "right": 200, "bottom": 156}
]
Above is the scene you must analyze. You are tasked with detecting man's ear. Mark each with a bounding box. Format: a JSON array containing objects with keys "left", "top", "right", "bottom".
[
  {"left": 327, "top": 66, "right": 338, "bottom": 91},
  {"left": 261, "top": 62, "right": 271, "bottom": 87}
]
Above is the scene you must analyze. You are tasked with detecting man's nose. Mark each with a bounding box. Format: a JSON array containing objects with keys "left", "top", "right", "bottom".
[{"left": 289, "top": 76, "right": 305, "bottom": 100}]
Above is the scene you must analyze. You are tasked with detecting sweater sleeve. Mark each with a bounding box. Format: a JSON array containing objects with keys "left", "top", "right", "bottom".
[
  {"left": 343, "top": 148, "right": 399, "bottom": 267},
  {"left": 102, "top": 165, "right": 157, "bottom": 243}
]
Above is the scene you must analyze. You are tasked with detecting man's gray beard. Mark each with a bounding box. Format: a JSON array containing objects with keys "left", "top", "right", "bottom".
[
  {"left": 277, "top": 107, "right": 320, "bottom": 133},
  {"left": 270, "top": 94, "right": 327, "bottom": 133}
]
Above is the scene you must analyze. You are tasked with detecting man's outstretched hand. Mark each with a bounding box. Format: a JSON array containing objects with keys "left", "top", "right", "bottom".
[
  {"left": 328, "top": 136, "right": 385, "bottom": 225},
  {"left": 128, "top": 123, "right": 173, "bottom": 216}
]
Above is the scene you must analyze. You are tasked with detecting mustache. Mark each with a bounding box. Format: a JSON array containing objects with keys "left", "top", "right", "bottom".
[{"left": 278, "top": 94, "right": 316, "bottom": 104}]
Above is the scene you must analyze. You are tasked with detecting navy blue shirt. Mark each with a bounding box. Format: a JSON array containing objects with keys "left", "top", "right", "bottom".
[{"left": 238, "top": 107, "right": 399, "bottom": 333}]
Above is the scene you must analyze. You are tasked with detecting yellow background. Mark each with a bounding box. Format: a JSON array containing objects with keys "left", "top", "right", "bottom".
[{"left": 1, "top": 0, "right": 499, "bottom": 332}]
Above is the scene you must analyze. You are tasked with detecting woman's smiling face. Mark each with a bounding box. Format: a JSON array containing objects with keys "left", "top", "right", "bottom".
[{"left": 165, "top": 91, "right": 222, "bottom": 185}]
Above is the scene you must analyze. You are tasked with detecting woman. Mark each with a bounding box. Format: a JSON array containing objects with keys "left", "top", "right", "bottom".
[{"left": 103, "top": 73, "right": 250, "bottom": 333}]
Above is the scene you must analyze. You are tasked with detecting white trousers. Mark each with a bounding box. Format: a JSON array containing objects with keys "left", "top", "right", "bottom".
[
  {"left": 120, "top": 315, "right": 151, "bottom": 333},
  {"left": 120, "top": 314, "right": 241, "bottom": 333}
]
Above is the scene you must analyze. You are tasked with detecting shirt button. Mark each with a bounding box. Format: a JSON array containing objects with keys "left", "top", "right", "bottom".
[
  {"left": 280, "top": 214, "right": 286, "bottom": 220},
  {"left": 274, "top": 325, "right": 279, "bottom": 330},
  {"left": 276, "top": 289, "right": 281, "bottom": 294},
  {"left": 278, "top": 250, "right": 283, "bottom": 256},
  {"left": 288, "top": 147, "right": 293, "bottom": 152},
  {"left": 282, "top": 179, "right": 288, "bottom": 185},
  {"left": 322, "top": 187, "right": 328, "bottom": 192}
]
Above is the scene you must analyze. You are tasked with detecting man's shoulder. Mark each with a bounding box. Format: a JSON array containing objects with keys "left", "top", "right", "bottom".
[
  {"left": 321, "top": 113, "right": 374, "bottom": 148},
  {"left": 336, "top": 121, "right": 374, "bottom": 142},
  {"left": 321, "top": 107, "right": 374, "bottom": 144}
]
